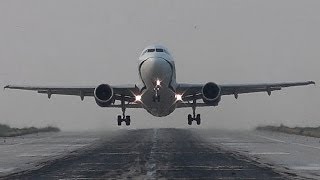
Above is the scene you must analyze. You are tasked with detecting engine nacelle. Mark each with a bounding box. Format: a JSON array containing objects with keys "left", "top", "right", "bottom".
[
  {"left": 94, "top": 84, "right": 114, "bottom": 107},
  {"left": 202, "top": 82, "right": 221, "bottom": 106}
]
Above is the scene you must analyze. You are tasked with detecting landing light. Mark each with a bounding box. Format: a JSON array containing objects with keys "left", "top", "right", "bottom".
[
  {"left": 135, "top": 95, "right": 142, "bottom": 102},
  {"left": 156, "top": 79, "right": 161, "bottom": 86},
  {"left": 175, "top": 94, "right": 182, "bottom": 101}
]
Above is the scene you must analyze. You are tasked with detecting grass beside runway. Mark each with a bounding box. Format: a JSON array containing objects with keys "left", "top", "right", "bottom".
[
  {"left": 0, "top": 124, "right": 60, "bottom": 137},
  {"left": 257, "top": 124, "right": 320, "bottom": 138}
]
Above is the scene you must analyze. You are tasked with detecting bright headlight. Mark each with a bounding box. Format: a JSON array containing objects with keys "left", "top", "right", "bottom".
[
  {"left": 135, "top": 95, "right": 142, "bottom": 102},
  {"left": 156, "top": 79, "right": 161, "bottom": 86},
  {"left": 175, "top": 94, "right": 182, "bottom": 101}
]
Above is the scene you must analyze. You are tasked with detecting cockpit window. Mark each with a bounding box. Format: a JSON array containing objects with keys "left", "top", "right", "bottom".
[{"left": 141, "top": 48, "right": 170, "bottom": 56}]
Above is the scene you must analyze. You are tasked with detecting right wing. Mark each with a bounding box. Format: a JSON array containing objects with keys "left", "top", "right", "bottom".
[{"left": 4, "top": 84, "right": 140, "bottom": 103}]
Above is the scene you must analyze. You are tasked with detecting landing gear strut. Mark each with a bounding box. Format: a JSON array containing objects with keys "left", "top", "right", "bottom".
[
  {"left": 117, "top": 96, "right": 131, "bottom": 126},
  {"left": 187, "top": 98, "right": 201, "bottom": 125},
  {"left": 152, "top": 95, "right": 160, "bottom": 102},
  {"left": 152, "top": 80, "right": 161, "bottom": 102}
]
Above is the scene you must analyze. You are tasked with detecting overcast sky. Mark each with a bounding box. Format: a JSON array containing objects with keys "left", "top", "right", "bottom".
[{"left": 0, "top": 0, "right": 318, "bottom": 131}]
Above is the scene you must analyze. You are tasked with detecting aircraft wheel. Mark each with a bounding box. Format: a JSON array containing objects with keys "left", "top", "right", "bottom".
[
  {"left": 126, "top": 116, "right": 131, "bottom": 126},
  {"left": 117, "top": 115, "right": 122, "bottom": 126},
  {"left": 188, "top": 114, "right": 192, "bottom": 125},
  {"left": 196, "top": 118, "right": 201, "bottom": 125},
  {"left": 196, "top": 114, "right": 201, "bottom": 125}
]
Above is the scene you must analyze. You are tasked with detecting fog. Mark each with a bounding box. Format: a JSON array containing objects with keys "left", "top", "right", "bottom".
[{"left": 0, "top": 0, "right": 318, "bottom": 131}]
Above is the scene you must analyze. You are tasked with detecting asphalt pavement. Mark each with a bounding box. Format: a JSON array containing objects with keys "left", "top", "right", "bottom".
[{"left": 0, "top": 129, "right": 292, "bottom": 179}]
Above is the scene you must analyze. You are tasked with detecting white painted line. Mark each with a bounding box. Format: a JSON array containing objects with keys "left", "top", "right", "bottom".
[
  {"left": 209, "top": 137, "right": 231, "bottom": 140},
  {"left": 255, "top": 135, "right": 286, "bottom": 143},
  {"left": 146, "top": 129, "right": 158, "bottom": 179},
  {"left": 220, "top": 142, "right": 251, "bottom": 146},
  {"left": 256, "top": 134, "right": 320, "bottom": 150},
  {"left": 291, "top": 142, "right": 320, "bottom": 150},
  {"left": 249, "top": 152, "right": 290, "bottom": 155},
  {"left": 99, "top": 152, "right": 140, "bottom": 155},
  {"left": 291, "top": 166, "right": 320, "bottom": 171},
  {"left": 59, "top": 178, "right": 108, "bottom": 180},
  {"left": 173, "top": 165, "right": 244, "bottom": 169},
  {"left": 0, "top": 167, "right": 16, "bottom": 173},
  {"left": 5, "top": 134, "right": 63, "bottom": 148},
  {"left": 80, "top": 163, "right": 113, "bottom": 165},
  {"left": 17, "top": 153, "right": 56, "bottom": 157},
  {"left": 56, "top": 144, "right": 89, "bottom": 147}
]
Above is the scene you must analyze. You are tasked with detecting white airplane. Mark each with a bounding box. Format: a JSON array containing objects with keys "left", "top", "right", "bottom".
[{"left": 5, "top": 45, "right": 315, "bottom": 126}]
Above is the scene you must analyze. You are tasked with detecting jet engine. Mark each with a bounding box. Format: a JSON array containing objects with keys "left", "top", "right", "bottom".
[
  {"left": 94, "top": 84, "right": 114, "bottom": 107},
  {"left": 202, "top": 82, "right": 221, "bottom": 105}
]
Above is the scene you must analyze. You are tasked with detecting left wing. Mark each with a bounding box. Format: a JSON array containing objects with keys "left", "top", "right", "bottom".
[
  {"left": 4, "top": 84, "right": 140, "bottom": 103},
  {"left": 220, "top": 81, "right": 315, "bottom": 97},
  {"left": 176, "top": 81, "right": 315, "bottom": 107}
]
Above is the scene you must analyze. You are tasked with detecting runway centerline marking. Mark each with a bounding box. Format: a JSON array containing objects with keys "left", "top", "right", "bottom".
[{"left": 145, "top": 129, "right": 158, "bottom": 179}]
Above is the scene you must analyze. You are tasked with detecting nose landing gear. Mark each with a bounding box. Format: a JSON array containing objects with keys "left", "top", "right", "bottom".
[
  {"left": 188, "top": 114, "right": 201, "bottom": 125},
  {"left": 152, "top": 79, "right": 161, "bottom": 102},
  {"left": 187, "top": 98, "right": 201, "bottom": 125},
  {"left": 152, "top": 95, "right": 160, "bottom": 102}
]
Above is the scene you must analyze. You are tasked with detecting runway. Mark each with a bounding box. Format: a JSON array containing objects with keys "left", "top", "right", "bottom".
[
  {"left": 0, "top": 129, "right": 294, "bottom": 179},
  {"left": 198, "top": 129, "right": 320, "bottom": 180}
]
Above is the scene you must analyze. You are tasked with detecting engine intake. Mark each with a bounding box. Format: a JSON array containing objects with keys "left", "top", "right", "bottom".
[
  {"left": 202, "top": 82, "right": 221, "bottom": 105},
  {"left": 94, "top": 84, "right": 114, "bottom": 107}
]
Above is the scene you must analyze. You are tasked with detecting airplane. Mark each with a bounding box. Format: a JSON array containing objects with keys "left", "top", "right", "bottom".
[{"left": 4, "top": 45, "right": 315, "bottom": 126}]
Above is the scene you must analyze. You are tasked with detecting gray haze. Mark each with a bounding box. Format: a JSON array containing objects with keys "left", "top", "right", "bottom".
[{"left": 0, "top": 0, "right": 318, "bottom": 131}]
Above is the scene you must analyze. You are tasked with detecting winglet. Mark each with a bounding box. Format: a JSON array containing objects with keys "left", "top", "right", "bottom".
[
  {"left": 3, "top": 85, "right": 9, "bottom": 90},
  {"left": 309, "top": 81, "right": 316, "bottom": 85}
]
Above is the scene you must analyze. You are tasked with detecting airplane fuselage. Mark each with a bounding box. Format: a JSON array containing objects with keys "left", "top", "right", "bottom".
[{"left": 138, "top": 45, "right": 178, "bottom": 117}]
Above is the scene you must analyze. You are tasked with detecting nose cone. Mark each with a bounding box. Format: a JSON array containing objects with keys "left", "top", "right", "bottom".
[{"left": 139, "top": 57, "right": 173, "bottom": 88}]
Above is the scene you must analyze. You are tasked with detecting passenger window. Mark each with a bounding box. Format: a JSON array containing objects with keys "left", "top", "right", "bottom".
[
  {"left": 147, "top": 49, "right": 155, "bottom": 52},
  {"left": 156, "top": 49, "right": 164, "bottom": 52}
]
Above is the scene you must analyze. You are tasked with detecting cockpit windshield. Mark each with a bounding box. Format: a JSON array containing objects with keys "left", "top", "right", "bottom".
[
  {"left": 141, "top": 47, "right": 170, "bottom": 56},
  {"left": 147, "top": 49, "right": 155, "bottom": 52}
]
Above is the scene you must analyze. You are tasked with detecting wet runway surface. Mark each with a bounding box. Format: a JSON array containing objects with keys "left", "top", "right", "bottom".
[{"left": 2, "top": 129, "right": 289, "bottom": 179}]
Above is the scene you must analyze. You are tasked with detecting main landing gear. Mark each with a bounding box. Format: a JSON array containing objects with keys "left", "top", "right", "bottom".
[
  {"left": 117, "top": 97, "right": 131, "bottom": 126},
  {"left": 187, "top": 99, "right": 201, "bottom": 125},
  {"left": 117, "top": 115, "right": 130, "bottom": 126}
]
